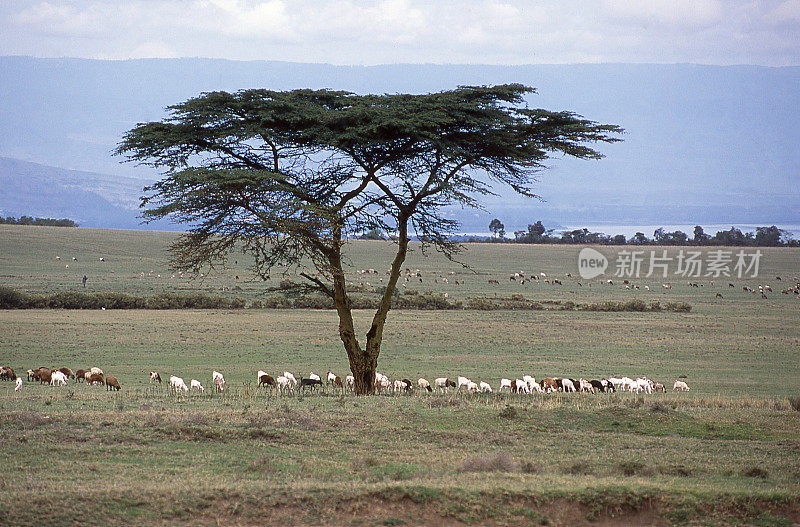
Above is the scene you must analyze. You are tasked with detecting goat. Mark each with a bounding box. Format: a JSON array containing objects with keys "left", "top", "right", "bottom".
[
  {"left": 417, "top": 378, "right": 432, "bottom": 393},
  {"left": 150, "top": 371, "right": 162, "bottom": 384},
  {"left": 51, "top": 370, "right": 68, "bottom": 386},
  {"left": 87, "top": 373, "right": 105, "bottom": 386},
  {"left": 499, "top": 378, "right": 513, "bottom": 393},
  {"left": 74, "top": 369, "right": 88, "bottom": 383},
  {"left": 190, "top": 379, "right": 204, "bottom": 393},
  {"left": 479, "top": 381, "right": 493, "bottom": 393},
  {"left": 15, "top": 377, "right": 22, "bottom": 391},
  {"left": 106, "top": 376, "right": 121, "bottom": 391},
  {"left": 673, "top": 380, "right": 690, "bottom": 391},
  {"left": 212, "top": 370, "right": 225, "bottom": 392},
  {"left": 299, "top": 376, "right": 323, "bottom": 394},
  {"left": 169, "top": 375, "right": 188, "bottom": 393}
]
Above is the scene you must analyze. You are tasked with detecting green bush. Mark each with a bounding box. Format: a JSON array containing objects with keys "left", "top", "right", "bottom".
[{"left": 0, "top": 286, "right": 33, "bottom": 308}]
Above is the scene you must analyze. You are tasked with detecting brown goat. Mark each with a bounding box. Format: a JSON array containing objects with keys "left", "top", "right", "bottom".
[
  {"left": 541, "top": 377, "right": 558, "bottom": 393},
  {"left": 87, "top": 373, "right": 105, "bottom": 386},
  {"left": 105, "top": 376, "right": 121, "bottom": 391},
  {"left": 33, "top": 367, "right": 52, "bottom": 384},
  {"left": 0, "top": 366, "right": 16, "bottom": 381},
  {"left": 58, "top": 367, "right": 75, "bottom": 379},
  {"left": 74, "top": 369, "right": 88, "bottom": 383}
]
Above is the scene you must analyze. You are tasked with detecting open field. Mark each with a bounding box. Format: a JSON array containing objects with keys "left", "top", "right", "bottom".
[{"left": 1, "top": 225, "right": 799, "bottom": 525}]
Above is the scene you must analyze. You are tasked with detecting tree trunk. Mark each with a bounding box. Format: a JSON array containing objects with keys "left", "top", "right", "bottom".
[{"left": 328, "top": 218, "right": 410, "bottom": 395}]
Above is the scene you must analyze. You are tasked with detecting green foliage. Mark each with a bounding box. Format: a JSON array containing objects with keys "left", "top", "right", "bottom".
[{"left": 0, "top": 216, "right": 78, "bottom": 227}]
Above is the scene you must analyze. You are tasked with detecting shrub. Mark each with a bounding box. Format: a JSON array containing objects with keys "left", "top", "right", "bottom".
[
  {"left": 665, "top": 302, "right": 692, "bottom": 312},
  {"left": 789, "top": 397, "right": 800, "bottom": 412},
  {"left": 0, "top": 286, "right": 33, "bottom": 308},
  {"left": 460, "top": 452, "right": 517, "bottom": 472}
]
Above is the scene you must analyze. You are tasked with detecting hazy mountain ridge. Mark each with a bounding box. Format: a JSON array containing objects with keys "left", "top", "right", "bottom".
[
  {"left": 0, "top": 157, "right": 168, "bottom": 229},
  {"left": 1, "top": 57, "right": 798, "bottom": 231}
]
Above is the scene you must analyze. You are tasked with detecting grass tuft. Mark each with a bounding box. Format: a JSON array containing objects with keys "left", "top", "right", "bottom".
[{"left": 460, "top": 452, "right": 517, "bottom": 472}]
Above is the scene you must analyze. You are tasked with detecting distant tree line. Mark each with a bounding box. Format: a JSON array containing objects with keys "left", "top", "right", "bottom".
[
  {"left": 0, "top": 216, "right": 78, "bottom": 227},
  {"left": 481, "top": 220, "right": 798, "bottom": 247}
]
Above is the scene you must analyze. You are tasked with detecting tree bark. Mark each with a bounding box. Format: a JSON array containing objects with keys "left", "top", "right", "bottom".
[{"left": 328, "top": 217, "right": 410, "bottom": 395}]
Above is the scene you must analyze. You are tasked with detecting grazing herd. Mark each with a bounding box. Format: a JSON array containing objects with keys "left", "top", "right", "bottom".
[
  {"left": 0, "top": 365, "right": 122, "bottom": 391},
  {"left": 3, "top": 363, "right": 690, "bottom": 398}
]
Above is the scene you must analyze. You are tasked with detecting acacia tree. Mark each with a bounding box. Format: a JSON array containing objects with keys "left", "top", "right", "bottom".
[{"left": 116, "top": 84, "right": 621, "bottom": 394}]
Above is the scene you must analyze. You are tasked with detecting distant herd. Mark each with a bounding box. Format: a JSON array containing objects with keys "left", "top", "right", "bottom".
[{"left": 1, "top": 364, "right": 690, "bottom": 397}]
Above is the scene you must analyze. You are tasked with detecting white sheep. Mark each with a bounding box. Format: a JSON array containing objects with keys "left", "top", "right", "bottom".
[
  {"left": 170, "top": 375, "right": 189, "bottom": 393},
  {"left": 276, "top": 375, "right": 292, "bottom": 395},
  {"left": 190, "top": 379, "right": 204, "bottom": 393},
  {"left": 50, "top": 370, "right": 68, "bottom": 386},
  {"left": 514, "top": 379, "right": 531, "bottom": 394},
  {"left": 673, "top": 380, "right": 690, "bottom": 391},
  {"left": 212, "top": 370, "right": 225, "bottom": 392},
  {"left": 499, "top": 378, "right": 512, "bottom": 393},
  {"left": 417, "top": 378, "right": 432, "bottom": 393}
]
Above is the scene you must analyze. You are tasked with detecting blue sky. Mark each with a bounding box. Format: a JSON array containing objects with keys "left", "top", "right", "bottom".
[{"left": 2, "top": 0, "right": 799, "bottom": 65}]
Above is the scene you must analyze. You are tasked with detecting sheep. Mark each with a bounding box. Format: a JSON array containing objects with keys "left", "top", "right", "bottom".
[
  {"left": 653, "top": 382, "right": 666, "bottom": 393},
  {"left": 308, "top": 372, "right": 321, "bottom": 382},
  {"left": 465, "top": 381, "right": 479, "bottom": 393},
  {"left": 417, "top": 378, "right": 432, "bottom": 393},
  {"left": 15, "top": 377, "right": 22, "bottom": 391},
  {"left": 0, "top": 366, "right": 16, "bottom": 381},
  {"left": 523, "top": 375, "right": 539, "bottom": 393},
  {"left": 540, "top": 378, "right": 558, "bottom": 393},
  {"left": 190, "top": 379, "right": 204, "bottom": 393},
  {"left": 283, "top": 371, "right": 297, "bottom": 386},
  {"left": 589, "top": 379, "right": 605, "bottom": 393},
  {"left": 456, "top": 376, "right": 472, "bottom": 392},
  {"left": 299, "top": 376, "right": 323, "bottom": 394},
  {"left": 479, "top": 381, "right": 493, "bottom": 393},
  {"left": 558, "top": 378, "right": 576, "bottom": 393},
  {"left": 169, "top": 375, "right": 188, "bottom": 393},
  {"left": 499, "top": 378, "right": 513, "bottom": 393},
  {"left": 579, "top": 379, "right": 595, "bottom": 393},
  {"left": 212, "top": 371, "right": 225, "bottom": 392},
  {"left": 513, "top": 379, "right": 531, "bottom": 394},
  {"left": 150, "top": 371, "right": 162, "bottom": 384},
  {"left": 400, "top": 379, "right": 414, "bottom": 394},
  {"left": 57, "top": 367, "right": 75, "bottom": 380},
  {"left": 90, "top": 367, "right": 103, "bottom": 376},
  {"left": 106, "top": 376, "right": 121, "bottom": 391},
  {"left": 393, "top": 379, "right": 405, "bottom": 394},
  {"left": 74, "top": 369, "right": 88, "bottom": 383},
  {"left": 258, "top": 371, "right": 277, "bottom": 389},
  {"left": 87, "top": 373, "right": 105, "bottom": 386},
  {"left": 27, "top": 369, "right": 36, "bottom": 381},
  {"left": 434, "top": 377, "right": 448, "bottom": 393},
  {"left": 345, "top": 375, "right": 355, "bottom": 393},
  {"left": 276, "top": 375, "right": 292, "bottom": 395},
  {"left": 33, "top": 367, "right": 52, "bottom": 384},
  {"left": 84, "top": 371, "right": 93, "bottom": 382},
  {"left": 634, "top": 378, "right": 653, "bottom": 394},
  {"left": 673, "top": 380, "right": 690, "bottom": 391},
  {"left": 50, "top": 370, "right": 68, "bottom": 386}
]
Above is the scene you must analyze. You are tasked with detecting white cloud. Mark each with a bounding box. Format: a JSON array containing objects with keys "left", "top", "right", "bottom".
[{"left": 1, "top": 0, "right": 798, "bottom": 65}]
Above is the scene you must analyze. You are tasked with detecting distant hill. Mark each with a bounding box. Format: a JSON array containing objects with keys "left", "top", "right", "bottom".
[
  {"left": 1, "top": 57, "right": 798, "bottom": 231},
  {"left": 0, "top": 157, "right": 173, "bottom": 230}
]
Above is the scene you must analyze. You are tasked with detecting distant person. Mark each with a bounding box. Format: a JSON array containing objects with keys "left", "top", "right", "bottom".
[{"left": 82, "top": 275, "right": 87, "bottom": 288}]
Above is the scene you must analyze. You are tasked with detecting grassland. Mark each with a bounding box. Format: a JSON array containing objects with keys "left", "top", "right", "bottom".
[{"left": 1, "top": 224, "right": 799, "bottom": 525}]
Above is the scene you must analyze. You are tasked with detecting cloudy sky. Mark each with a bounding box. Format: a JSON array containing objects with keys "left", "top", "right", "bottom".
[{"left": 2, "top": 0, "right": 799, "bottom": 65}]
